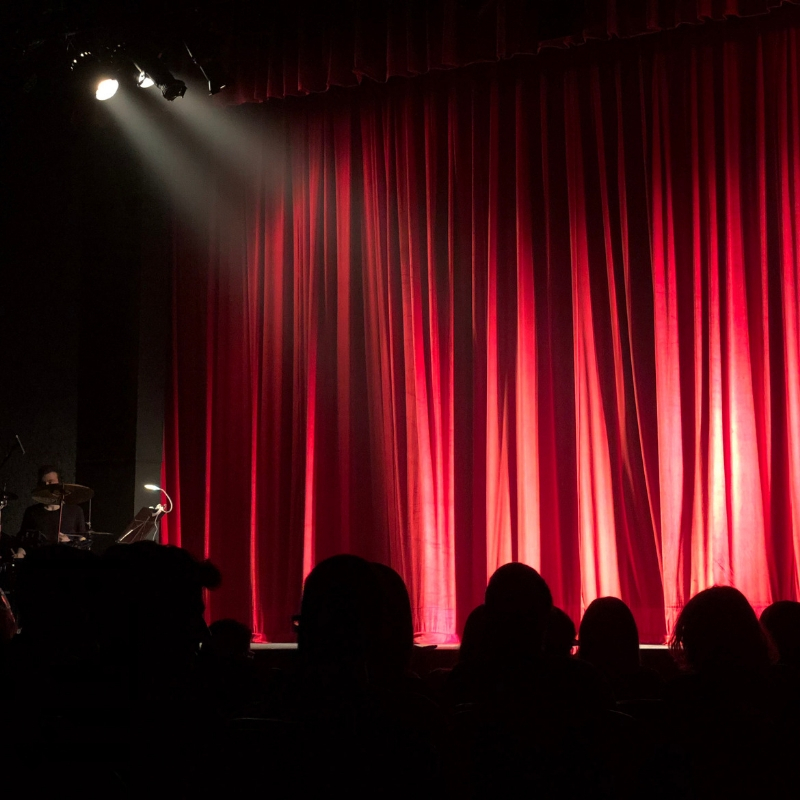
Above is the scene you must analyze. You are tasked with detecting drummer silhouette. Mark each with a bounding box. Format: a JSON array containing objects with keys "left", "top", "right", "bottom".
[{"left": 18, "top": 465, "right": 87, "bottom": 547}]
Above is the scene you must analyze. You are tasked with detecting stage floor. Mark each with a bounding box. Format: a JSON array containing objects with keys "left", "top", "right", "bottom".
[{"left": 250, "top": 643, "right": 678, "bottom": 681}]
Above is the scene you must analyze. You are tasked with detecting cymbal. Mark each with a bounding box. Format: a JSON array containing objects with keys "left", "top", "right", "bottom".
[
  {"left": 32, "top": 483, "right": 94, "bottom": 506},
  {"left": 0, "top": 490, "right": 18, "bottom": 502}
]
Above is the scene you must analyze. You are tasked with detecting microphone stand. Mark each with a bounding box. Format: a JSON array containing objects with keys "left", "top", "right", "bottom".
[
  {"left": 0, "top": 437, "right": 22, "bottom": 476},
  {"left": 57, "top": 489, "right": 66, "bottom": 545}
]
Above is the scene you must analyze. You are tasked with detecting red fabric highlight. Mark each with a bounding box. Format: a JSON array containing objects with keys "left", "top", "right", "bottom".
[{"left": 166, "top": 19, "right": 800, "bottom": 643}]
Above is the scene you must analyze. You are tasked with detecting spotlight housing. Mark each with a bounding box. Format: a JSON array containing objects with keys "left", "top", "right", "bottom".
[
  {"left": 160, "top": 77, "right": 187, "bottom": 101},
  {"left": 133, "top": 58, "right": 185, "bottom": 100}
]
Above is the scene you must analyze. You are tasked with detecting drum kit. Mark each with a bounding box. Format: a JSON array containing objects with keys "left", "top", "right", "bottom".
[
  {"left": 1, "top": 481, "right": 123, "bottom": 550},
  {"left": 0, "top": 431, "right": 170, "bottom": 610},
  {"left": 0, "top": 481, "right": 117, "bottom": 597},
  {"left": 31, "top": 481, "right": 97, "bottom": 547},
  {"left": 0, "top": 476, "right": 170, "bottom": 634},
  {"left": 0, "top": 427, "right": 171, "bottom": 612}
]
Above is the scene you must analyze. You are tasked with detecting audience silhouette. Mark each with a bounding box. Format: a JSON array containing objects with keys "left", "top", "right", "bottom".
[
  {"left": 578, "top": 596, "right": 663, "bottom": 702},
  {"left": 369, "top": 561, "right": 415, "bottom": 688},
  {"left": 543, "top": 606, "right": 577, "bottom": 659},
  {"left": 2, "top": 542, "right": 798, "bottom": 799},
  {"left": 229, "top": 554, "right": 444, "bottom": 798},
  {"left": 666, "top": 586, "right": 799, "bottom": 798},
  {"left": 760, "top": 599, "right": 800, "bottom": 669}
]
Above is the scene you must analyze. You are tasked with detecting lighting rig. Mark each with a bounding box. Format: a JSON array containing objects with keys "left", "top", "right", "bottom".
[
  {"left": 69, "top": 39, "right": 193, "bottom": 102},
  {"left": 6, "top": 5, "right": 231, "bottom": 107}
]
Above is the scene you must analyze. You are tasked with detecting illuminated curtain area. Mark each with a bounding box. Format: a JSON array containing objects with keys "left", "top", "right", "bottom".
[{"left": 163, "top": 18, "right": 800, "bottom": 643}]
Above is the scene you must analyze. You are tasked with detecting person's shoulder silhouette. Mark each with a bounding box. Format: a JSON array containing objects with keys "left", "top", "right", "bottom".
[
  {"left": 761, "top": 600, "right": 800, "bottom": 669},
  {"left": 667, "top": 586, "right": 793, "bottom": 798}
]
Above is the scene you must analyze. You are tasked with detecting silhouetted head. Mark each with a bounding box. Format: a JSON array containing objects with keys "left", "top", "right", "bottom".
[
  {"left": 370, "top": 562, "right": 414, "bottom": 677},
  {"left": 459, "top": 604, "right": 489, "bottom": 664},
  {"left": 485, "top": 563, "right": 553, "bottom": 618},
  {"left": 207, "top": 618, "right": 253, "bottom": 660},
  {"left": 298, "top": 554, "right": 384, "bottom": 675},
  {"left": 577, "top": 597, "right": 640, "bottom": 675},
  {"left": 670, "top": 586, "right": 772, "bottom": 673},
  {"left": 484, "top": 563, "right": 553, "bottom": 658},
  {"left": 544, "top": 607, "right": 577, "bottom": 659},
  {"left": 97, "top": 541, "right": 221, "bottom": 664},
  {"left": 760, "top": 600, "right": 800, "bottom": 668}
]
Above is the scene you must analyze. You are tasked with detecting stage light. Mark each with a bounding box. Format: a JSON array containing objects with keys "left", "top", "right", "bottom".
[
  {"left": 96, "top": 78, "right": 119, "bottom": 100},
  {"left": 160, "top": 77, "right": 187, "bottom": 101},
  {"left": 71, "top": 48, "right": 122, "bottom": 101},
  {"left": 133, "top": 58, "right": 186, "bottom": 100}
]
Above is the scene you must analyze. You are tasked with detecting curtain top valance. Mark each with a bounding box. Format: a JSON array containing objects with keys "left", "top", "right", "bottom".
[{"left": 219, "top": 0, "right": 797, "bottom": 103}]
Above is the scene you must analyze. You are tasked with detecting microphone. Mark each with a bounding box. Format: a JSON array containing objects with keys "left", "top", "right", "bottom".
[{"left": 15, "top": 436, "right": 25, "bottom": 455}]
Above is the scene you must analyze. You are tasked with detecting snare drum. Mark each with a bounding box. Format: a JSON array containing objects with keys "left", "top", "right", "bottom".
[{"left": 62, "top": 533, "right": 93, "bottom": 551}]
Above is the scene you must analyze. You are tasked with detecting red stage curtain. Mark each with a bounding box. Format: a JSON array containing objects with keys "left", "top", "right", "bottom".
[
  {"left": 221, "top": 0, "right": 799, "bottom": 102},
  {"left": 163, "top": 16, "right": 800, "bottom": 643}
]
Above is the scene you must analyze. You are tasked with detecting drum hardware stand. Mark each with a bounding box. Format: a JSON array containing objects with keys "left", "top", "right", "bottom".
[
  {"left": 47, "top": 482, "right": 73, "bottom": 542},
  {"left": 57, "top": 490, "right": 66, "bottom": 542}
]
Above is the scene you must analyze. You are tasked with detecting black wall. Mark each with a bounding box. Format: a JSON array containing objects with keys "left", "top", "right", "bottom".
[
  {"left": 2, "top": 84, "right": 169, "bottom": 536},
  {"left": 74, "top": 111, "right": 170, "bottom": 534},
  {"left": 2, "top": 89, "right": 82, "bottom": 534}
]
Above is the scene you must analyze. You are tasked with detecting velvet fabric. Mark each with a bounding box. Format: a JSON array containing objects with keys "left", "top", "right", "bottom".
[
  {"left": 218, "top": 0, "right": 800, "bottom": 102},
  {"left": 163, "top": 15, "right": 800, "bottom": 643}
]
